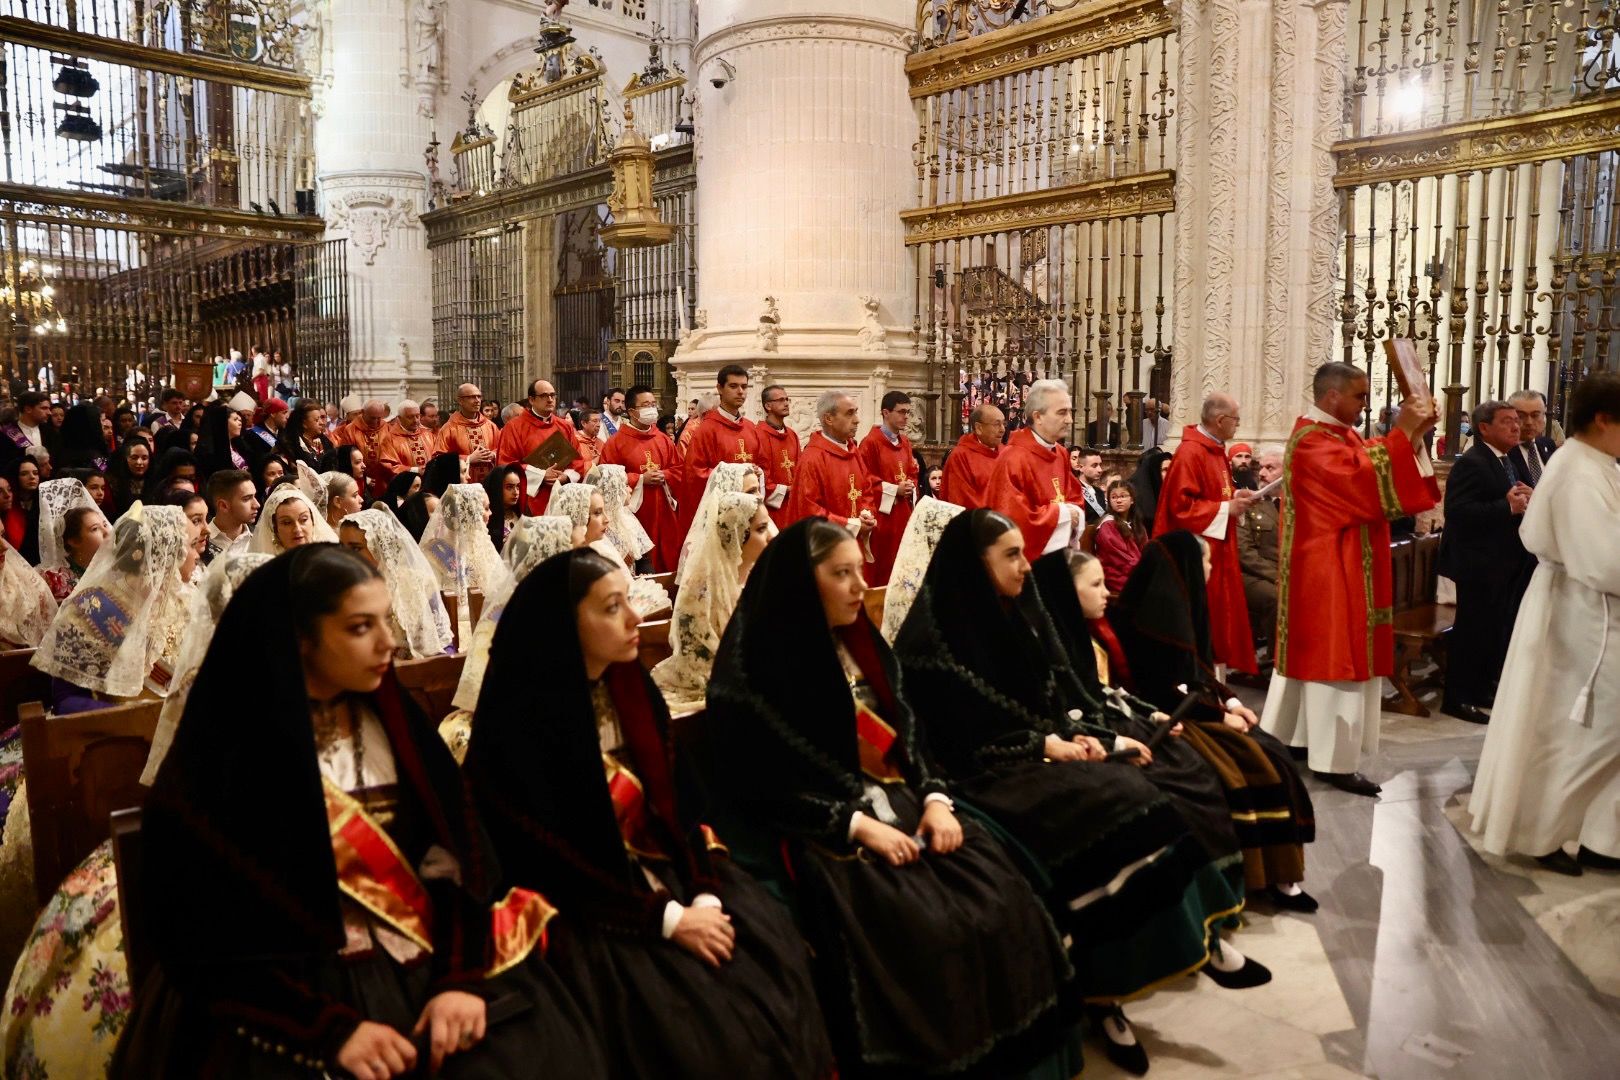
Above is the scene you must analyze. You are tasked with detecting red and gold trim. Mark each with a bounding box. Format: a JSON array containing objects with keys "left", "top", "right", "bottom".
[
  {"left": 604, "top": 756, "right": 669, "bottom": 861},
  {"left": 324, "top": 780, "right": 435, "bottom": 952},
  {"left": 487, "top": 887, "right": 556, "bottom": 975},
  {"left": 857, "top": 704, "right": 905, "bottom": 783}
]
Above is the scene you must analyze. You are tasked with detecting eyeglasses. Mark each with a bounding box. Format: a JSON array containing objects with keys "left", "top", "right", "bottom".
[
  {"left": 532, "top": 392, "right": 557, "bottom": 400},
  {"left": 459, "top": 394, "right": 482, "bottom": 401}
]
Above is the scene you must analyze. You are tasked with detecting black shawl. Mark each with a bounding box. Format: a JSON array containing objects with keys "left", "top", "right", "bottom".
[
  {"left": 1106, "top": 530, "right": 1213, "bottom": 712},
  {"left": 422, "top": 452, "right": 462, "bottom": 499},
  {"left": 378, "top": 469, "right": 420, "bottom": 516},
  {"left": 465, "top": 549, "right": 721, "bottom": 939},
  {"left": 195, "top": 404, "right": 237, "bottom": 479},
  {"left": 481, "top": 464, "right": 523, "bottom": 554},
  {"left": 141, "top": 447, "right": 196, "bottom": 502},
  {"left": 1128, "top": 447, "right": 1171, "bottom": 533},
  {"left": 57, "top": 403, "right": 107, "bottom": 472},
  {"left": 140, "top": 546, "right": 497, "bottom": 1056},
  {"left": 890, "top": 510, "right": 1102, "bottom": 778},
  {"left": 701, "top": 519, "right": 947, "bottom": 848}
]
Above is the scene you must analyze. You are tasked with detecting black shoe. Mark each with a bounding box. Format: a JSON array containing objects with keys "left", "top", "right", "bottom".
[
  {"left": 1578, "top": 847, "right": 1620, "bottom": 871},
  {"left": 1089, "top": 1005, "right": 1148, "bottom": 1076},
  {"left": 1442, "top": 701, "right": 1491, "bottom": 724},
  {"left": 1267, "top": 885, "right": 1319, "bottom": 913},
  {"left": 1311, "top": 770, "right": 1382, "bottom": 796},
  {"left": 1536, "top": 849, "right": 1583, "bottom": 876},
  {"left": 1287, "top": 745, "right": 1309, "bottom": 761},
  {"left": 1202, "top": 954, "right": 1273, "bottom": 990}
]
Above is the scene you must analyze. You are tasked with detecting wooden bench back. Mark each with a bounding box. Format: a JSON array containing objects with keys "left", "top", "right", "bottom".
[
  {"left": 1080, "top": 522, "right": 1099, "bottom": 555},
  {"left": 1389, "top": 539, "right": 1416, "bottom": 612},
  {"left": 110, "top": 807, "right": 150, "bottom": 990},
  {"left": 394, "top": 653, "right": 467, "bottom": 723},
  {"left": 1411, "top": 534, "right": 1441, "bottom": 605},
  {"left": 0, "top": 648, "right": 48, "bottom": 732},
  {"left": 638, "top": 619, "right": 673, "bottom": 670},
  {"left": 863, "top": 586, "right": 887, "bottom": 628},
  {"left": 20, "top": 698, "right": 160, "bottom": 905}
]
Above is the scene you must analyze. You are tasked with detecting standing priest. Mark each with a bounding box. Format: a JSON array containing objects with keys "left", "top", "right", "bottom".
[
  {"left": 987, "top": 379, "right": 1085, "bottom": 556},
  {"left": 782, "top": 389, "right": 876, "bottom": 540},
  {"left": 680, "top": 365, "right": 764, "bottom": 539},
  {"left": 1155, "top": 392, "right": 1259, "bottom": 674},
  {"left": 939, "top": 403, "right": 1004, "bottom": 508},
  {"left": 1260, "top": 362, "right": 1439, "bottom": 796},
  {"left": 599, "top": 384, "right": 683, "bottom": 573},
  {"left": 855, "top": 391, "right": 919, "bottom": 586}
]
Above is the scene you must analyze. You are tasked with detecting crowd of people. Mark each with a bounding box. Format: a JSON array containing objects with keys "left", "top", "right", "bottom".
[{"left": 0, "top": 359, "right": 1614, "bottom": 1079}]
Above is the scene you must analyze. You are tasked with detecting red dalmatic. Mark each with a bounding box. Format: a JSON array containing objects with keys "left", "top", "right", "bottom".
[
  {"left": 679, "top": 411, "right": 764, "bottom": 539},
  {"left": 782, "top": 431, "right": 873, "bottom": 529},
  {"left": 1155, "top": 425, "right": 1256, "bottom": 674},
  {"left": 939, "top": 433, "right": 999, "bottom": 508},
  {"left": 855, "top": 426, "right": 918, "bottom": 587},
  {"left": 755, "top": 422, "right": 801, "bottom": 528},
  {"left": 987, "top": 429, "right": 1083, "bottom": 555},
  {"left": 600, "top": 424, "right": 684, "bottom": 573}
]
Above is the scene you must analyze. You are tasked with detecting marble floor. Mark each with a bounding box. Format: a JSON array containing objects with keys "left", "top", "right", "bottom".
[{"left": 1082, "top": 708, "right": 1620, "bottom": 1080}]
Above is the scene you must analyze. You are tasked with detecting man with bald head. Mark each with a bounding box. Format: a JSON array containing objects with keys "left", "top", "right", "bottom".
[
  {"left": 496, "top": 377, "right": 584, "bottom": 514},
  {"left": 939, "top": 402, "right": 1004, "bottom": 507},
  {"left": 380, "top": 398, "right": 436, "bottom": 479},
  {"left": 331, "top": 397, "right": 392, "bottom": 497},
  {"left": 1156, "top": 391, "right": 1259, "bottom": 673},
  {"left": 436, "top": 382, "right": 500, "bottom": 483}
]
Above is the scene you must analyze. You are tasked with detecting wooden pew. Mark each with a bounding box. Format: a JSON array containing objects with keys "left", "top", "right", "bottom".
[
  {"left": 394, "top": 653, "right": 467, "bottom": 723},
  {"left": 20, "top": 698, "right": 160, "bottom": 905},
  {"left": 638, "top": 620, "right": 673, "bottom": 670},
  {"left": 863, "top": 586, "right": 886, "bottom": 628},
  {"left": 0, "top": 648, "right": 48, "bottom": 732},
  {"left": 110, "top": 807, "right": 150, "bottom": 990},
  {"left": 1386, "top": 533, "right": 1455, "bottom": 717}
]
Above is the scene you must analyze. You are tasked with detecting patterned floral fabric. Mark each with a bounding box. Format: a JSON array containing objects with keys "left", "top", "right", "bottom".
[
  {"left": 0, "top": 728, "right": 21, "bottom": 834},
  {"left": 1, "top": 842, "right": 129, "bottom": 1080}
]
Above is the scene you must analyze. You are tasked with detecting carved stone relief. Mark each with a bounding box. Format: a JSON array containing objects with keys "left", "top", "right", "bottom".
[{"left": 327, "top": 189, "right": 419, "bottom": 266}]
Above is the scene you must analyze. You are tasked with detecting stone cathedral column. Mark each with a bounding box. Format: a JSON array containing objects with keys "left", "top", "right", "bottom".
[
  {"left": 1171, "top": 0, "right": 1346, "bottom": 446},
  {"left": 314, "top": 0, "right": 441, "bottom": 402},
  {"left": 672, "top": 0, "right": 922, "bottom": 436}
]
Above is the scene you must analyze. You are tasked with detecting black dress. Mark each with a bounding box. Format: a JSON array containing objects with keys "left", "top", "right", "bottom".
[
  {"left": 701, "top": 520, "right": 1076, "bottom": 1078},
  {"left": 1096, "top": 533, "right": 1315, "bottom": 889},
  {"left": 465, "top": 549, "right": 834, "bottom": 1079},
  {"left": 892, "top": 511, "right": 1248, "bottom": 1000},
  {"left": 113, "top": 548, "right": 606, "bottom": 1079}
]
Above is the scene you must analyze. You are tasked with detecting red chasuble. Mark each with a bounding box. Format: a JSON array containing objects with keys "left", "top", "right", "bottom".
[
  {"left": 435, "top": 411, "right": 501, "bottom": 483},
  {"left": 600, "top": 423, "right": 684, "bottom": 573},
  {"left": 1154, "top": 425, "right": 1257, "bottom": 674},
  {"left": 1275, "top": 417, "right": 1439, "bottom": 683},
  {"left": 987, "top": 429, "right": 1084, "bottom": 555},
  {"left": 331, "top": 419, "right": 391, "bottom": 498},
  {"left": 379, "top": 420, "right": 435, "bottom": 479},
  {"left": 756, "top": 421, "right": 802, "bottom": 527},
  {"left": 495, "top": 409, "right": 584, "bottom": 515},
  {"left": 855, "top": 426, "right": 919, "bottom": 587},
  {"left": 782, "top": 431, "right": 873, "bottom": 528},
  {"left": 939, "top": 433, "right": 1000, "bottom": 508},
  {"left": 679, "top": 410, "right": 764, "bottom": 539}
]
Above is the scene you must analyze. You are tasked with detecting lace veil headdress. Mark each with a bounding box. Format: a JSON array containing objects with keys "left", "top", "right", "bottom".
[
  {"left": 451, "top": 516, "right": 575, "bottom": 711},
  {"left": 419, "top": 483, "right": 510, "bottom": 609},
  {"left": 341, "top": 507, "right": 456, "bottom": 658},
  {"left": 652, "top": 490, "right": 761, "bottom": 712},
  {"left": 880, "top": 496, "right": 966, "bottom": 642},
  {"left": 544, "top": 481, "right": 596, "bottom": 531},
  {"left": 35, "top": 478, "right": 102, "bottom": 573},
  {"left": 30, "top": 504, "right": 195, "bottom": 698},
  {"left": 584, "top": 463, "right": 654, "bottom": 561},
  {"left": 676, "top": 461, "right": 764, "bottom": 584},
  {"left": 142, "top": 551, "right": 273, "bottom": 784},
  {"left": 294, "top": 459, "right": 326, "bottom": 511},
  {"left": 251, "top": 485, "right": 338, "bottom": 554},
  {"left": 0, "top": 537, "right": 56, "bottom": 647}
]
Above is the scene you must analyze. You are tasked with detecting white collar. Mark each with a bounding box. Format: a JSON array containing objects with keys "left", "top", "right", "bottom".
[
  {"left": 879, "top": 423, "right": 900, "bottom": 445},
  {"left": 1196, "top": 424, "right": 1223, "bottom": 446},
  {"left": 209, "top": 519, "right": 247, "bottom": 541},
  {"left": 716, "top": 406, "right": 741, "bottom": 423},
  {"left": 820, "top": 429, "right": 854, "bottom": 450},
  {"left": 1305, "top": 404, "right": 1351, "bottom": 429},
  {"left": 1485, "top": 442, "right": 1509, "bottom": 460},
  {"left": 1031, "top": 429, "right": 1058, "bottom": 450}
]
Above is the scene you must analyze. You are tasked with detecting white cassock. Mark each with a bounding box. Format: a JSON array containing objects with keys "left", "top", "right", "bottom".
[{"left": 1467, "top": 436, "right": 1620, "bottom": 858}]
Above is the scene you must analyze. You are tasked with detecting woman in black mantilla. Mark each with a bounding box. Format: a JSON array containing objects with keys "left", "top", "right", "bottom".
[
  {"left": 1096, "top": 532, "right": 1317, "bottom": 910},
  {"left": 464, "top": 548, "right": 834, "bottom": 1079},
  {"left": 114, "top": 545, "right": 606, "bottom": 1080},
  {"left": 701, "top": 518, "right": 1077, "bottom": 1080}
]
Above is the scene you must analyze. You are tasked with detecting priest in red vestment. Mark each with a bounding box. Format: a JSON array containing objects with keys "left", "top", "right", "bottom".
[
  {"left": 1260, "top": 363, "right": 1439, "bottom": 796},
  {"left": 855, "top": 391, "right": 920, "bottom": 586},
  {"left": 435, "top": 383, "right": 500, "bottom": 483},
  {"left": 378, "top": 400, "right": 436, "bottom": 479},
  {"left": 330, "top": 400, "right": 393, "bottom": 498},
  {"left": 939, "top": 403, "right": 1005, "bottom": 507},
  {"left": 987, "top": 381, "right": 1086, "bottom": 555},
  {"left": 1154, "top": 392, "right": 1258, "bottom": 674},
  {"left": 756, "top": 384, "right": 801, "bottom": 527},
  {"left": 679, "top": 365, "right": 765, "bottom": 539},
  {"left": 782, "top": 390, "right": 877, "bottom": 541},
  {"left": 600, "top": 385, "right": 684, "bottom": 572},
  {"left": 495, "top": 378, "right": 584, "bottom": 515}
]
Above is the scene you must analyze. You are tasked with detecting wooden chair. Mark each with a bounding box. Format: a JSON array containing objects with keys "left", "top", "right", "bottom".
[
  {"left": 394, "top": 653, "right": 467, "bottom": 723},
  {"left": 110, "top": 807, "right": 150, "bottom": 990},
  {"left": 1387, "top": 534, "right": 1455, "bottom": 717},
  {"left": 1080, "top": 522, "right": 1099, "bottom": 554},
  {"left": 638, "top": 620, "right": 673, "bottom": 670},
  {"left": 20, "top": 698, "right": 161, "bottom": 905},
  {"left": 863, "top": 586, "right": 887, "bottom": 628},
  {"left": 0, "top": 648, "right": 48, "bottom": 732}
]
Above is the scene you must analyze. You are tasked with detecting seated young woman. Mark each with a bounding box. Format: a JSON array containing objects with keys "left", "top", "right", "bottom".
[
  {"left": 251, "top": 484, "right": 338, "bottom": 554},
  {"left": 1093, "top": 479, "right": 1147, "bottom": 593},
  {"left": 465, "top": 548, "right": 833, "bottom": 1078},
  {"left": 481, "top": 464, "right": 523, "bottom": 553},
  {"left": 584, "top": 463, "right": 655, "bottom": 571},
  {"left": 0, "top": 534, "right": 54, "bottom": 650},
  {"left": 323, "top": 470, "right": 366, "bottom": 532},
  {"left": 701, "top": 518, "right": 1077, "bottom": 1079},
  {"left": 339, "top": 508, "right": 456, "bottom": 659},
  {"left": 651, "top": 490, "right": 770, "bottom": 714},
  {"left": 547, "top": 483, "right": 670, "bottom": 618},
  {"left": 114, "top": 545, "right": 606, "bottom": 1080},
  {"left": 418, "top": 483, "right": 511, "bottom": 627},
  {"left": 34, "top": 478, "right": 110, "bottom": 601},
  {"left": 1096, "top": 532, "right": 1317, "bottom": 910},
  {"left": 890, "top": 509, "right": 1256, "bottom": 1072}
]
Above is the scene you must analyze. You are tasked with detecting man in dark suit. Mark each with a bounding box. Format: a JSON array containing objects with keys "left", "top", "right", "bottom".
[
  {"left": 1085, "top": 398, "right": 1120, "bottom": 449},
  {"left": 1437, "top": 400, "right": 1537, "bottom": 723},
  {"left": 1506, "top": 389, "right": 1556, "bottom": 486}
]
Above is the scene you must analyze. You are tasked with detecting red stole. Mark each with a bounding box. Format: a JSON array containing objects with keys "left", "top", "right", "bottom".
[
  {"left": 1089, "top": 618, "right": 1134, "bottom": 691},
  {"left": 855, "top": 426, "right": 918, "bottom": 587}
]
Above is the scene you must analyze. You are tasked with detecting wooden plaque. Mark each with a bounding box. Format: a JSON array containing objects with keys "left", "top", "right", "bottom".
[{"left": 170, "top": 362, "right": 214, "bottom": 403}]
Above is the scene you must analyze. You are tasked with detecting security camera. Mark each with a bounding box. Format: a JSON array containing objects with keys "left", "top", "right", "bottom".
[{"left": 709, "top": 58, "right": 735, "bottom": 90}]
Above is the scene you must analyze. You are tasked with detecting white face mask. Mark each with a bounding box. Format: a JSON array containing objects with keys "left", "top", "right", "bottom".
[{"left": 636, "top": 406, "right": 658, "bottom": 426}]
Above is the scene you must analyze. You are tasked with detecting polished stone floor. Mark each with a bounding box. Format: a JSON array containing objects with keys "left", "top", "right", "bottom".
[{"left": 1083, "top": 708, "right": 1620, "bottom": 1080}]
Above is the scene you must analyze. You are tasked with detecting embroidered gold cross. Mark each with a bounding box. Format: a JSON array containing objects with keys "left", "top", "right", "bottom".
[
  {"left": 1050, "top": 477, "right": 1066, "bottom": 504},
  {"left": 781, "top": 451, "right": 795, "bottom": 478},
  {"left": 643, "top": 451, "right": 657, "bottom": 471},
  {"left": 734, "top": 439, "right": 752, "bottom": 463},
  {"left": 848, "top": 473, "right": 861, "bottom": 518}
]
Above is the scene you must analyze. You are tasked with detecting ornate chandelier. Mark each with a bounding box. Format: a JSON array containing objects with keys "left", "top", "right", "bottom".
[{"left": 1, "top": 260, "right": 70, "bottom": 337}]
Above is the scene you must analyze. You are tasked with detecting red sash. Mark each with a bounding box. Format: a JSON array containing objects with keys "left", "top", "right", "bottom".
[
  {"left": 324, "top": 778, "right": 554, "bottom": 972},
  {"left": 856, "top": 704, "right": 904, "bottom": 783},
  {"left": 605, "top": 757, "right": 668, "bottom": 860}
]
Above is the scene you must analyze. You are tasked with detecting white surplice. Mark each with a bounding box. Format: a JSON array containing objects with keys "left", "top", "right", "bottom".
[{"left": 1467, "top": 436, "right": 1620, "bottom": 858}]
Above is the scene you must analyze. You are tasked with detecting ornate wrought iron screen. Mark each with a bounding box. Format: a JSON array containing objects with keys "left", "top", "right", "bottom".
[
  {"left": 294, "top": 237, "right": 350, "bottom": 405},
  {"left": 1333, "top": 0, "right": 1620, "bottom": 452},
  {"left": 906, "top": 0, "right": 1178, "bottom": 446},
  {"left": 429, "top": 224, "right": 524, "bottom": 406}
]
